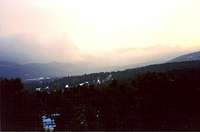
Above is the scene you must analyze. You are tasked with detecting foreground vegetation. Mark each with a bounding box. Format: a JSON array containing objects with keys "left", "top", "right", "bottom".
[{"left": 1, "top": 68, "right": 200, "bottom": 130}]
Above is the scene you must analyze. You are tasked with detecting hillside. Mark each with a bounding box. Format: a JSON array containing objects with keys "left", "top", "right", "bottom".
[
  {"left": 2, "top": 64, "right": 200, "bottom": 130},
  {"left": 2, "top": 50, "right": 200, "bottom": 80},
  {"left": 0, "top": 61, "right": 101, "bottom": 80},
  {"left": 37, "top": 61, "right": 200, "bottom": 90},
  {"left": 169, "top": 51, "right": 200, "bottom": 63}
]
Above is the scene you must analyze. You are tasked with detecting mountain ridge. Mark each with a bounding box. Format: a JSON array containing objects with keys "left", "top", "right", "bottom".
[
  {"left": 169, "top": 51, "right": 200, "bottom": 63},
  {"left": 1, "top": 50, "right": 200, "bottom": 80}
]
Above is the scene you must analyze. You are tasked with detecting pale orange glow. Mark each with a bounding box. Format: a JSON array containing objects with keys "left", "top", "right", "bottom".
[{"left": 0, "top": 0, "right": 200, "bottom": 65}]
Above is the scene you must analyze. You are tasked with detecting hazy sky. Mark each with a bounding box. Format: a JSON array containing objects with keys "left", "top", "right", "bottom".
[{"left": 0, "top": 0, "right": 200, "bottom": 66}]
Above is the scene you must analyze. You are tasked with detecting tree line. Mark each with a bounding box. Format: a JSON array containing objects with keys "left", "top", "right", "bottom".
[{"left": 1, "top": 68, "right": 200, "bottom": 130}]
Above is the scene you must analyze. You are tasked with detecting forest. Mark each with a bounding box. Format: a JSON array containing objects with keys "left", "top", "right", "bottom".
[{"left": 1, "top": 68, "right": 200, "bottom": 131}]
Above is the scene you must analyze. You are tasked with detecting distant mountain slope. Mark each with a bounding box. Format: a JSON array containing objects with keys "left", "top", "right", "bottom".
[
  {"left": 0, "top": 61, "right": 99, "bottom": 79},
  {"left": 169, "top": 51, "right": 200, "bottom": 63},
  {"left": 2, "top": 54, "right": 200, "bottom": 82},
  {"left": 0, "top": 61, "right": 23, "bottom": 78},
  {"left": 48, "top": 61, "right": 200, "bottom": 88},
  {"left": 0, "top": 61, "right": 20, "bottom": 67},
  {"left": 112, "top": 60, "right": 200, "bottom": 80}
]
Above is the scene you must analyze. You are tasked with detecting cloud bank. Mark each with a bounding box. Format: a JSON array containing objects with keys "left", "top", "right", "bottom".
[{"left": 1, "top": 0, "right": 200, "bottom": 69}]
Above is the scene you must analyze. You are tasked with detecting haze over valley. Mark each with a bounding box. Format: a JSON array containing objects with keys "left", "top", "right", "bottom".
[{"left": 1, "top": 0, "right": 200, "bottom": 131}]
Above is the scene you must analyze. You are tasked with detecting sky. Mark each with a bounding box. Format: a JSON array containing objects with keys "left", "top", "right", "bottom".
[{"left": 0, "top": 0, "right": 200, "bottom": 67}]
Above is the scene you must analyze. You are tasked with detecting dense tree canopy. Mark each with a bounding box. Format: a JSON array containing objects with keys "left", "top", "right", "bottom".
[{"left": 1, "top": 68, "right": 200, "bottom": 130}]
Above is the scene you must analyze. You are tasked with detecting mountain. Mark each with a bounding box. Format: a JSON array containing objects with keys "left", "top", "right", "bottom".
[
  {"left": 2, "top": 50, "right": 200, "bottom": 81},
  {"left": 169, "top": 51, "right": 200, "bottom": 63},
  {"left": 45, "top": 61, "right": 200, "bottom": 89},
  {"left": 0, "top": 59, "right": 156, "bottom": 80},
  {"left": 0, "top": 61, "right": 24, "bottom": 78},
  {"left": 112, "top": 60, "right": 200, "bottom": 80},
  {"left": 0, "top": 61, "right": 101, "bottom": 80}
]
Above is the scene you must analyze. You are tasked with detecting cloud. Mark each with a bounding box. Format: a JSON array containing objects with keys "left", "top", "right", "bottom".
[
  {"left": 0, "top": 34, "right": 199, "bottom": 64},
  {"left": 75, "top": 45, "right": 200, "bottom": 69},
  {"left": 1, "top": 0, "right": 200, "bottom": 71},
  {"left": 0, "top": 35, "right": 81, "bottom": 63}
]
